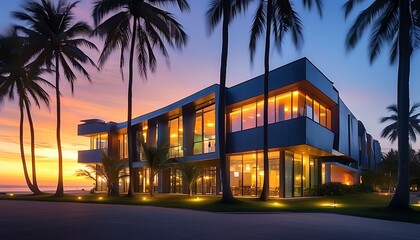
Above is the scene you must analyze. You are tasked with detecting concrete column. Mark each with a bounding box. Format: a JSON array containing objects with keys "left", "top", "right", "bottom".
[
  {"left": 182, "top": 103, "right": 196, "bottom": 156},
  {"left": 324, "top": 163, "right": 331, "bottom": 183}
]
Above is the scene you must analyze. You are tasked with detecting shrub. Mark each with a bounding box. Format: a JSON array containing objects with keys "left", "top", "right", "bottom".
[{"left": 315, "top": 182, "right": 373, "bottom": 196}]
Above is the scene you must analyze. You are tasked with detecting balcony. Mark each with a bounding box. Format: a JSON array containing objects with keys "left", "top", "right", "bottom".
[{"left": 78, "top": 149, "right": 105, "bottom": 164}]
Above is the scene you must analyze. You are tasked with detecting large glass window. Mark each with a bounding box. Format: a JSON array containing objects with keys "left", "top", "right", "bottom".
[
  {"left": 230, "top": 107, "right": 241, "bottom": 132},
  {"left": 293, "top": 153, "right": 303, "bottom": 197},
  {"left": 169, "top": 116, "right": 183, "bottom": 158},
  {"left": 194, "top": 104, "right": 215, "bottom": 154},
  {"left": 276, "top": 92, "right": 291, "bottom": 121},
  {"left": 269, "top": 151, "right": 280, "bottom": 196},
  {"left": 118, "top": 134, "right": 128, "bottom": 160},
  {"left": 242, "top": 103, "right": 256, "bottom": 130},
  {"left": 229, "top": 152, "right": 263, "bottom": 196},
  {"left": 90, "top": 133, "right": 108, "bottom": 150},
  {"left": 227, "top": 90, "right": 331, "bottom": 133},
  {"left": 229, "top": 155, "right": 243, "bottom": 196},
  {"left": 284, "top": 151, "right": 293, "bottom": 198}
]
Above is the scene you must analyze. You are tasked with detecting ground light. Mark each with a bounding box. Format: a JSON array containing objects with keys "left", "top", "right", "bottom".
[
  {"left": 9, "top": 194, "right": 14, "bottom": 197},
  {"left": 98, "top": 197, "right": 103, "bottom": 200},
  {"left": 77, "top": 196, "right": 82, "bottom": 200},
  {"left": 320, "top": 201, "right": 339, "bottom": 208},
  {"left": 270, "top": 202, "right": 285, "bottom": 207}
]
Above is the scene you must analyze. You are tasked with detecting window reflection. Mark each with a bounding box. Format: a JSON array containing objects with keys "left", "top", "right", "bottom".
[
  {"left": 194, "top": 104, "right": 216, "bottom": 154},
  {"left": 228, "top": 90, "right": 331, "bottom": 132}
]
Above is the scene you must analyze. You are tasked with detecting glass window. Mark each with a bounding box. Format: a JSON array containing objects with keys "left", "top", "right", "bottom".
[
  {"left": 194, "top": 104, "right": 216, "bottom": 155},
  {"left": 326, "top": 109, "right": 332, "bottom": 129},
  {"left": 294, "top": 153, "right": 303, "bottom": 197},
  {"left": 194, "top": 111, "right": 203, "bottom": 155},
  {"left": 313, "top": 100, "right": 320, "bottom": 123},
  {"left": 306, "top": 96, "right": 313, "bottom": 119},
  {"left": 303, "top": 154, "right": 310, "bottom": 196},
  {"left": 243, "top": 153, "right": 257, "bottom": 196},
  {"left": 229, "top": 155, "right": 243, "bottom": 196},
  {"left": 276, "top": 92, "right": 291, "bottom": 121},
  {"left": 292, "top": 91, "right": 305, "bottom": 118},
  {"left": 169, "top": 117, "right": 183, "bottom": 158},
  {"left": 118, "top": 134, "right": 128, "bottom": 160},
  {"left": 229, "top": 108, "right": 241, "bottom": 132},
  {"left": 242, "top": 103, "right": 256, "bottom": 130},
  {"left": 320, "top": 105, "right": 327, "bottom": 127},
  {"left": 142, "top": 122, "right": 148, "bottom": 142},
  {"left": 204, "top": 108, "right": 215, "bottom": 153},
  {"left": 285, "top": 151, "right": 293, "bottom": 198},
  {"left": 310, "top": 157, "right": 319, "bottom": 189},
  {"left": 269, "top": 150, "right": 280, "bottom": 197},
  {"left": 257, "top": 101, "right": 263, "bottom": 127}
]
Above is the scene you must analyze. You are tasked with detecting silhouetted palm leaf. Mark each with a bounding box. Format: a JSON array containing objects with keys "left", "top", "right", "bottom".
[{"left": 13, "top": 0, "right": 98, "bottom": 197}]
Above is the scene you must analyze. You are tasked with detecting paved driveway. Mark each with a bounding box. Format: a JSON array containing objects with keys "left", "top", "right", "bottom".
[{"left": 0, "top": 200, "right": 418, "bottom": 240}]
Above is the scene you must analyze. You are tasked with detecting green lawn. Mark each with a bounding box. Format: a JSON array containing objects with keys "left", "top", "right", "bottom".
[{"left": 2, "top": 193, "right": 420, "bottom": 223}]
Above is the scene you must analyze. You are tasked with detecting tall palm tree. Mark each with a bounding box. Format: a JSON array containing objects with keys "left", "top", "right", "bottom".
[
  {"left": 380, "top": 103, "right": 420, "bottom": 143},
  {"left": 249, "top": 0, "right": 322, "bottom": 200},
  {"left": 207, "top": 0, "right": 252, "bottom": 203},
  {"left": 92, "top": 0, "right": 189, "bottom": 197},
  {"left": 138, "top": 137, "right": 169, "bottom": 196},
  {"left": 13, "top": 0, "right": 98, "bottom": 197},
  {"left": 0, "top": 30, "right": 53, "bottom": 194},
  {"left": 344, "top": 0, "right": 420, "bottom": 209}
]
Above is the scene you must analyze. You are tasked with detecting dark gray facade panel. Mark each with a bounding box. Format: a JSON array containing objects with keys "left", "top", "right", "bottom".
[
  {"left": 305, "top": 60, "right": 338, "bottom": 103},
  {"left": 78, "top": 122, "right": 113, "bottom": 135},
  {"left": 348, "top": 114, "right": 360, "bottom": 160},
  {"left": 226, "top": 118, "right": 334, "bottom": 153},
  {"left": 78, "top": 149, "right": 103, "bottom": 163}
]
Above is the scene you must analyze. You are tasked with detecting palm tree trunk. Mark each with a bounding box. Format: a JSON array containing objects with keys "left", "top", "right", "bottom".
[
  {"left": 389, "top": 0, "right": 411, "bottom": 209},
  {"left": 188, "top": 185, "right": 193, "bottom": 197},
  {"left": 218, "top": 0, "right": 235, "bottom": 203},
  {"left": 55, "top": 53, "right": 64, "bottom": 197},
  {"left": 24, "top": 100, "right": 42, "bottom": 194},
  {"left": 149, "top": 176, "right": 154, "bottom": 196},
  {"left": 259, "top": 0, "right": 272, "bottom": 201},
  {"left": 19, "top": 100, "right": 36, "bottom": 193},
  {"left": 126, "top": 17, "right": 138, "bottom": 197}
]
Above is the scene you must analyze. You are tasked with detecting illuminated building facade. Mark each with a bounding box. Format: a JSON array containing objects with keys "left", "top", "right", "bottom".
[{"left": 78, "top": 58, "right": 381, "bottom": 197}]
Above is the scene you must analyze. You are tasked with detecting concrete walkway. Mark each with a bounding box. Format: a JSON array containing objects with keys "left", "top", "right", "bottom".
[{"left": 0, "top": 200, "right": 418, "bottom": 240}]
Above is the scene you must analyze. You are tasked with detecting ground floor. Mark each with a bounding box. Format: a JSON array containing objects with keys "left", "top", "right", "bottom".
[{"left": 94, "top": 147, "right": 358, "bottom": 197}]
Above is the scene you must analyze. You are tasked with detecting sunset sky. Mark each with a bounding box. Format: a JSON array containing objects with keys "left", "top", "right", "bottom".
[{"left": 1, "top": 1, "right": 420, "bottom": 190}]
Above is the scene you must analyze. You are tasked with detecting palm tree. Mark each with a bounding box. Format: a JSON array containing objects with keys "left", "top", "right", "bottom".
[
  {"left": 0, "top": 29, "right": 53, "bottom": 195},
  {"left": 380, "top": 103, "right": 420, "bottom": 143},
  {"left": 13, "top": 0, "right": 98, "bottom": 197},
  {"left": 344, "top": 0, "right": 420, "bottom": 209},
  {"left": 76, "top": 151, "right": 128, "bottom": 196},
  {"left": 92, "top": 0, "right": 189, "bottom": 197},
  {"left": 138, "top": 137, "right": 170, "bottom": 196},
  {"left": 249, "top": 0, "right": 322, "bottom": 200},
  {"left": 207, "top": 0, "right": 252, "bottom": 203},
  {"left": 176, "top": 158, "right": 202, "bottom": 197},
  {"left": 379, "top": 149, "right": 399, "bottom": 193}
]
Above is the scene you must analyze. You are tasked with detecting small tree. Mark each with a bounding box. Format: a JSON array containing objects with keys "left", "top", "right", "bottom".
[
  {"left": 177, "top": 158, "right": 203, "bottom": 197},
  {"left": 76, "top": 151, "right": 127, "bottom": 196},
  {"left": 138, "top": 137, "right": 169, "bottom": 196}
]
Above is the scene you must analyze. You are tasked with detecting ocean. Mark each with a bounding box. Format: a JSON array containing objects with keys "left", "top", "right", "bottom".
[{"left": 0, "top": 185, "right": 92, "bottom": 194}]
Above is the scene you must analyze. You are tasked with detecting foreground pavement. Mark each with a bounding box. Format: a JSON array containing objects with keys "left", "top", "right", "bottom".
[{"left": 0, "top": 200, "right": 419, "bottom": 240}]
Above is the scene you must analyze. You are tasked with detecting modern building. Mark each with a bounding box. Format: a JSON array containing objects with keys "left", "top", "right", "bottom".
[{"left": 77, "top": 58, "right": 381, "bottom": 197}]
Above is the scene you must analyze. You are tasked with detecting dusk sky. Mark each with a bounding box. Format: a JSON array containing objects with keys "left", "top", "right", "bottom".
[{"left": 0, "top": 0, "right": 419, "bottom": 189}]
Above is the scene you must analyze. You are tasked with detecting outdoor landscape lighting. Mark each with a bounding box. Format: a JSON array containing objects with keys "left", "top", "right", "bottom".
[
  {"left": 77, "top": 196, "right": 82, "bottom": 200},
  {"left": 98, "top": 197, "right": 103, "bottom": 200},
  {"left": 9, "top": 194, "right": 14, "bottom": 197}
]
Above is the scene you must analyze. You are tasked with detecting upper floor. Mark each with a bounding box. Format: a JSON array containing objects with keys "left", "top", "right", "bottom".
[{"left": 77, "top": 58, "right": 380, "bottom": 167}]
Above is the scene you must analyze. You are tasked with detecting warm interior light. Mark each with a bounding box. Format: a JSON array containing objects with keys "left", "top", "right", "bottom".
[
  {"left": 293, "top": 107, "right": 298, "bottom": 112},
  {"left": 284, "top": 107, "right": 289, "bottom": 112},
  {"left": 245, "top": 164, "right": 250, "bottom": 171},
  {"left": 142, "top": 197, "right": 147, "bottom": 200},
  {"left": 256, "top": 113, "right": 261, "bottom": 117},
  {"left": 206, "top": 123, "right": 215, "bottom": 127},
  {"left": 259, "top": 171, "right": 264, "bottom": 176},
  {"left": 293, "top": 91, "right": 299, "bottom": 95}
]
